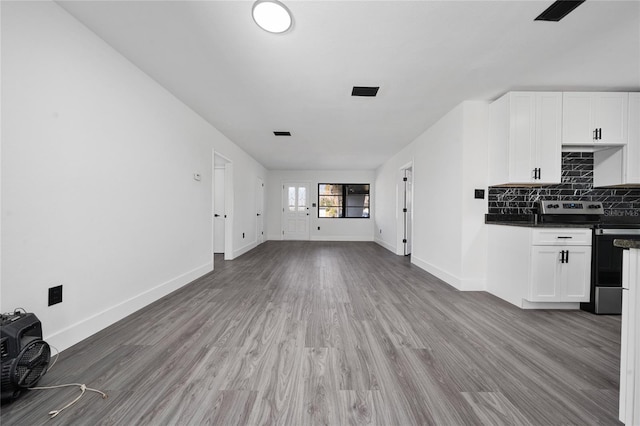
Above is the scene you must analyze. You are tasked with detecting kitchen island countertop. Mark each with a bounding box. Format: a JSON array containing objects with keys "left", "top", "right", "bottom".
[{"left": 614, "top": 239, "right": 640, "bottom": 249}]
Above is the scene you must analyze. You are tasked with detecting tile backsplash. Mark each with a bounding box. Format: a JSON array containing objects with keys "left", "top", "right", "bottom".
[{"left": 488, "top": 152, "right": 640, "bottom": 219}]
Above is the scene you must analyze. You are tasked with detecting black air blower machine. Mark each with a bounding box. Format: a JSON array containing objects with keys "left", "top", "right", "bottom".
[{"left": 1, "top": 312, "right": 50, "bottom": 403}]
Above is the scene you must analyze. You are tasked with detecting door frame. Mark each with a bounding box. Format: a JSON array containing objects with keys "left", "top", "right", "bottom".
[
  {"left": 397, "top": 161, "right": 414, "bottom": 256},
  {"left": 256, "top": 177, "right": 265, "bottom": 245}
]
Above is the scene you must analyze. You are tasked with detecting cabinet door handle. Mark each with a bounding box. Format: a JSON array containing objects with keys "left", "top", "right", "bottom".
[
  {"left": 557, "top": 236, "right": 573, "bottom": 239},
  {"left": 565, "top": 250, "right": 569, "bottom": 263},
  {"left": 560, "top": 250, "right": 566, "bottom": 263},
  {"left": 598, "top": 128, "right": 602, "bottom": 140},
  {"left": 538, "top": 168, "right": 541, "bottom": 180},
  {"left": 593, "top": 129, "right": 598, "bottom": 140},
  {"left": 532, "top": 168, "right": 540, "bottom": 180}
]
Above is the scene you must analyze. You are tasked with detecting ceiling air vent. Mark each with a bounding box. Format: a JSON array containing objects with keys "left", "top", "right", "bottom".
[
  {"left": 351, "top": 86, "right": 379, "bottom": 97},
  {"left": 535, "top": 0, "right": 585, "bottom": 22},
  {"left": 274, "top": 131, "right": 291, "bottom": 136}
]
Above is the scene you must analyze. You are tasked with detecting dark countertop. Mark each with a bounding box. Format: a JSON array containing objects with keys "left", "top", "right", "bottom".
[
  {"left": 486, "top": 221, "right": 594, "bottom": 228},
  {"left": 614, "top": 239, "right": 640, "bottom": 249},
  {"left": 485, "top": 214, "right": 595, "bottom": 228}
]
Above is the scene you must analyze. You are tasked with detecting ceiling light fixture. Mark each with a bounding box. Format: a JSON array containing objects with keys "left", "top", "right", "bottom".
[{"left": 252, "top": 0, "right": 292, "bottom": 34}]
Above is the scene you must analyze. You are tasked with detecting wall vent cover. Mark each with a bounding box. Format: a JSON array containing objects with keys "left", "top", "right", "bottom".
[
  {"left": 535, "top": 0, "right": 585, "bottom": 21},
  {"left": 351, "top": 86, "right": 379, "bottom": 97}
]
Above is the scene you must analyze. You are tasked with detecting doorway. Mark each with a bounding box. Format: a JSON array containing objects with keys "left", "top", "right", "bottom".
[
  {"left": 213, "top": 152, "right": 233, "bottom": 262},
  {"left": 282, "top": 182, "right": 310, "bottom": 240}
]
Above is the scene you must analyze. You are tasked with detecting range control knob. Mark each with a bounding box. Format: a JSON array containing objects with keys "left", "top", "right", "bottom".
[
  {"left": 588, "top": 204, "right": 600, "bottom": 209},
  {"left": 547, "top": 204, "right": 556, "bottom": 209}
]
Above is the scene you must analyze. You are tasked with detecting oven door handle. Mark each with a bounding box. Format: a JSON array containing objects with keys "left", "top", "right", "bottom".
[{"left": 596, "top": 229, "right": 640, "bottom": 236}]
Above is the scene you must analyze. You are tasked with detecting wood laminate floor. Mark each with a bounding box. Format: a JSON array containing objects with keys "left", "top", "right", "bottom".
[{"left": 1, "top": 241, "right": 622, "bottom": 425}]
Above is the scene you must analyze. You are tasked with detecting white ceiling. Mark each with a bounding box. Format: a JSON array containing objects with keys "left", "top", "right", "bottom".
[{"left": 57, "top": 0, "right": 640, "bottom": 170}]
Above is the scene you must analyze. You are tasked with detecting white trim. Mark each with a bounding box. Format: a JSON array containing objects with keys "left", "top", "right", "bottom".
[
  {"left": 458, "top": 278, "right": 486, "bottom": 291},
  {"left": 411, "top": 254, "right": 461, "bottom": 290},
  {"left": 375, "top": 237, "right": 396, "bottom": 253},
  {"left": 521, "top": 301, "right": 580, "bottom": 310},
  {"left": 234, "top": 241, "right": 257, "bottom": 258},
  {"left": 410, "top": 255, "right": 486, "bottom": 291},
  {"left": 224, "top": 162, "right": 234, "bottom": 260},
  {"left": 310, "top": 235, "right": 374, "bottom": 242},
  {"left": 45, "top": 261, "right": 213, "bottom": 351},
  {"left": 397, "top": 161, "right": 414, "bottom": 256}
]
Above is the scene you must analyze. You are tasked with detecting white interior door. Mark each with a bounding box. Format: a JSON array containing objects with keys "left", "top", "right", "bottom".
[
  {"left": 214, "top": 167, "right": 225, "bottom": 253},
  {"left": 283, "top": 182, "right": 310, "bottom": 240},
  {"left": 257, "top": 177, "right": 264, "bottom": 244},
  {"left": 403, "top": 168, "right": 413, "bottom": 256}
]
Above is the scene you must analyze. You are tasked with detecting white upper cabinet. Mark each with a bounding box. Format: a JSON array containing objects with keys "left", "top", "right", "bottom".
[
  {"left": 625, "top": 93, "right": 640, "bottom": 183},
  {"left": 489, "top": 91, "right": 562, "bottom": 185},
  {"left": 562, "top": 92, "right": 629, "bottom": 145},
  {"left": 592, "top": 92, "right": 639, "bottom": 186}
]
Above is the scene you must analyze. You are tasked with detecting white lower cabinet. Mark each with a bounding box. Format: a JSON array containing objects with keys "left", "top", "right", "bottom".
[
  {"left": 487, "top": 226, "right": 592, "bottom": 308},
  {"left": 529, "top": 245, "right": 591, "bottom": 302}
]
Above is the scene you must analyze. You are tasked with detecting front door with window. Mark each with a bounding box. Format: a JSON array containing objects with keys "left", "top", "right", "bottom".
[{"left": 283, "top": 182, "right": 310, "bottom": 240}]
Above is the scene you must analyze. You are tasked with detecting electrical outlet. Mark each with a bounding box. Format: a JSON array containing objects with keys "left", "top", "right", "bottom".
[
  {"left": 474, "top": 189, "right": 485, "bottom": 199},
  {"left": 48, "top": 285, "right": 63, "bottom": 306}
]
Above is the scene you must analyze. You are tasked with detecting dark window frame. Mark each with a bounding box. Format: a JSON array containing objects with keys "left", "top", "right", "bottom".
[{"left": 318, "top": 183, "right": 370, "bottom": 219}]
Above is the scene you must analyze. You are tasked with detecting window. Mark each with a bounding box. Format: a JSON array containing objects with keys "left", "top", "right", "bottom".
[{"left": 318, "top": 184, "right": 370, "bottom": 218}]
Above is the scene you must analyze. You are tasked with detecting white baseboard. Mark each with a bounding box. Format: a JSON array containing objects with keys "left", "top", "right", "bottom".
[
  {"left": 267, "top": 233, "right": 282, "bottom": 241},
  {"left": 411, "top": 255, "right": 461, "bottom": 290},
  {"left": 234, "top": 241, "right": 257, "bottom": 258},
  {"left": 45, "top": 261, "right": 213, "bottom": 352},
  {"left": 458, "top": 278, "right": 486, "bottom": 291},
  {"left": 310, "top": 235, "right": 374, "bottom": 242},
  {"left": 374, "top": 237, "right": 396, "bottom": 253},
  {"left": 521, "top": 300, "right": 580, "bottom": 310},
  {"left": 410, "top": 255, "right": 486, "bottom": 291}
]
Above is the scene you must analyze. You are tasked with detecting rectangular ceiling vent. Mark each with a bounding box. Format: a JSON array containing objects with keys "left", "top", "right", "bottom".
[
  {"left": 351, "top": 86, "right": 379, "bottom": 97},
  {"left": 274, "top": 131, "right": 291, "bottom": 136},
  {"left": 535, "top": 0, "right": 585, "bottom": 22}
]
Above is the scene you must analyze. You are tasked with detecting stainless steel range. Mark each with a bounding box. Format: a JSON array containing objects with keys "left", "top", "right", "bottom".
[
  {"left": 583, "top": 223, "right": 640, "bottom": 314},
  {"left": 536, "top": 199, "right": 604, "bottom": 224}
]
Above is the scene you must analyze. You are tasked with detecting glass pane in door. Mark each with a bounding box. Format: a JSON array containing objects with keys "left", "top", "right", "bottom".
[
  {"left": 297, "top": 186, "right": 307, "bottom": 211},
  {"left": 288, "top": 187, "right": 296, "bottom": 211}
]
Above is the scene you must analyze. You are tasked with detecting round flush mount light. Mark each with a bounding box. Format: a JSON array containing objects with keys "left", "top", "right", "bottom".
[{"left": 252, "top": 0, "right": 292, "bottom": 34}]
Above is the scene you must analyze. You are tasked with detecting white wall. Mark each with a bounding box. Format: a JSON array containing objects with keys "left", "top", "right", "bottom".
[
  {"left": 374, "top": 101, "right": 489, "bottom": 290},
  {"left": 0, "top": 1, "right": 266, "bottom": 351},
  {"left": 266, "top": 170, "right": 375, "bottom": 241}
]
